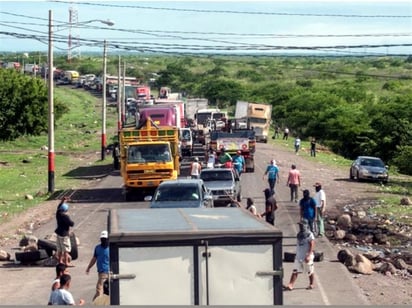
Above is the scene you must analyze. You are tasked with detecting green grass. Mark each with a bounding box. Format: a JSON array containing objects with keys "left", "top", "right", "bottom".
[{"left": 0, "top": 87, "right": 118, "bottom": 223}]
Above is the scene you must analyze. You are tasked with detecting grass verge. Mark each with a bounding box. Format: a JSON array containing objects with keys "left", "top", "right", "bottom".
[{"left": 0, "top": 87, "right": 118, "bottom": 223}]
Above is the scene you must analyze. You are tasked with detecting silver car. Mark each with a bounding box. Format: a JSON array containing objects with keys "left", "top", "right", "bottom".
[
  {"left": 349, "top": 156, "right": 388, "bottom": 183},
  {"left": 146, "top": 179, "right": 214, "bottom": 208},
  {"left": 200, "top": 168, "right": 242, "bottom": 207}
]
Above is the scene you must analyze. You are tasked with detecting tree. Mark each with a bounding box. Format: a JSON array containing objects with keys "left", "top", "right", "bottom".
[{"left": 0, "top": 69, "right": 67, "bottom": 141}]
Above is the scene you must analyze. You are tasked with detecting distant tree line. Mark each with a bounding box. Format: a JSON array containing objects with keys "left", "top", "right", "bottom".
[{"left": 0, "top": 55, "right": 411, "bottom": 175}]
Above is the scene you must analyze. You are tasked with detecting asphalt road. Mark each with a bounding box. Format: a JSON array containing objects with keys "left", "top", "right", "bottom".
[{"left": 0, "top": 142, "right": 370, "bottom": 306}]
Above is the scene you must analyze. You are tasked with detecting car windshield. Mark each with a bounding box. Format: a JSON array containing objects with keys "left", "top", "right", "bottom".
[
  {"left": 360, "top": 158, "right": 385, "bottom": 168},
  {"left": 154, "top": 185, "right": 200, "bottom": 201},
  {"left": 201, "top": 171, "right": 233, "bottom": 181}
]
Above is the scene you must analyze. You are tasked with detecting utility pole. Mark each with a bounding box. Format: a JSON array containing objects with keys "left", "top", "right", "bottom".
[
  {"left": 101, "top": 40, "right": 107, "bottom": 160},
  {"left": 117, "top": 55, "right": 122, "bottom": 132},
  {"left": 48, "top": 10, "right": 55, "bottom": 193}
]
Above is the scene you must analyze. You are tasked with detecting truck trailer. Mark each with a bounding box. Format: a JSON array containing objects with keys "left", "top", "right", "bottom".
[
  {"left": 108, "top": 207, "right": 283, "bottom": 305},
  {"left": 235, "top": 101, "right": 272, "bottom": 143}
]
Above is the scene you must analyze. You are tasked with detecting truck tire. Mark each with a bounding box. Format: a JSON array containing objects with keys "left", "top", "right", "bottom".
[
  {"left": 37, "top": 239, "right": 57, "bottom": 257},
  {"left": 15, "top": 249, "right": 49, "bottom": 263},
  {"left": 69, "top": 233, "right": 78, "bottom": 261}
]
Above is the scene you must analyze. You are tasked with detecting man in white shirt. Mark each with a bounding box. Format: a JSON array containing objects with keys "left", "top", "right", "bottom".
[
  {"left": 313, "top": 182, "right": 326, "bottom": 237},
  {"left": 190, "top": 157, "right": 202, "bottom": 179}
]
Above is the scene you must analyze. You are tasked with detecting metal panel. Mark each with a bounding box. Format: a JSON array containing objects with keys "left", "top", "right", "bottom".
[
  {"left": 199, "top": 244, "right": 275, "bottom": 305},
  {"left": 118, "top": 246, "right": 195, "bottom": 305}
]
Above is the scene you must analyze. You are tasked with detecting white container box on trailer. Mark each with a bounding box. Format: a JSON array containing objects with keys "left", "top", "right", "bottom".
[{"left": 108, "top": 207, "right": 283, "bottom": 305}]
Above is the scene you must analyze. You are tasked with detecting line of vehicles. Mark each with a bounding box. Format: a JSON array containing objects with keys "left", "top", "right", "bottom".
[{"left": 117, "top": 96, "right": 273, "bottom": 203}]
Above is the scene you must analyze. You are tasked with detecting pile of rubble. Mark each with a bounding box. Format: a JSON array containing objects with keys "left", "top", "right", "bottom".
[{"left": 325, "top": 198, "right": 412, "bottom": 278}]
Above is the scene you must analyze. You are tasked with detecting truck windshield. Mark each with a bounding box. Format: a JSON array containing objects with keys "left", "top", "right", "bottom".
[
  {"left": 248, "top": 117, "right": 267, "bottom": 124},
  {"left": 128, "top": 144, "right": 171, "bottom": 163},
  {"left": 196, "top": 113, "right": 211, "bottom": 125}
]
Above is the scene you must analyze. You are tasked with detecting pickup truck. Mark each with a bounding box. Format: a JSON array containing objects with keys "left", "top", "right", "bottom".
[{"left": 200, "top": 168, "right": 241, "bottom": 206}]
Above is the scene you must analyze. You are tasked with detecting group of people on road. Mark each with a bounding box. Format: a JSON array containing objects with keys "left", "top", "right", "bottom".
[
  {"left": 48, "top": 197, "right": 110, "bottom": 305},
  {"left": 258, "top": 157, "right": 327, "bottom": 292}
]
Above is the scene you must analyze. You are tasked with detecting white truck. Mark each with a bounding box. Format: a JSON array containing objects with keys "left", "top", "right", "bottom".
[
  {"left": 185, "top": 98, "right": 208, "bottom": 121},
  {"left": 108, "top": 207, "right": 283, "bottom": 305},
  {"left": 235, "top": 101, "right": 272, "bottom": 143}
]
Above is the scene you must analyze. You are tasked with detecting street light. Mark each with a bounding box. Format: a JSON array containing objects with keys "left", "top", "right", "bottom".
[{"left": 48, "top": 10, "right": 114, "bottom": 193}]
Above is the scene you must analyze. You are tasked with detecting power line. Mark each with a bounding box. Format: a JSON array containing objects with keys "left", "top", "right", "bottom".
[{"left": 51, "top": 0, "right": 412, "bottom": 18}]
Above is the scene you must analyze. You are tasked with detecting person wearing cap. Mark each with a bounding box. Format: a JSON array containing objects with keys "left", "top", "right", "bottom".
[
  {"left": 299, "top": 189, "right": 317, "bottom": 234},
  {"left": 232, "top": 150, "right": 246, "bottom": 176},
  {"left": 190, "top": 157, "right": 202, "bottom": 179},
  {"left": 55, "top": 201, "right": 75, "bottom": 267},
  {"left": 86, "top": 231, "right": 110, "bottom": 301},
  {"left": 283, "top": 218, "right": 315, "bottom": 291},
  {"left": 263, "top": 160, "right": 280, "bottom": 195},
  {"left": 313, "top": 182, "right": 326, "bottom": 237}
]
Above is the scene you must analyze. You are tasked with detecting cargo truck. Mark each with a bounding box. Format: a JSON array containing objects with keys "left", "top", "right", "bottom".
[
  {"left": 108, "top": 207, "right": 283, "bottom": 305},
  {"left": 208, "top": 128, "right": 256, "bottom": 172},
  {"left": 235, "top": 101, "right": 272, "bottom": 143},
  {"left": 119, "top": 119, "right": 180, "bottom": 201}
]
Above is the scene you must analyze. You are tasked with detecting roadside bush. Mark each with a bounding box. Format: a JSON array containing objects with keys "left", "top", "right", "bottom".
[{"left": 392, "top": 146, "right": 412, "bottom": 175}]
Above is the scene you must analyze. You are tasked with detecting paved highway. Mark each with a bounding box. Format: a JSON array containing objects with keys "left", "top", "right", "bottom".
[{"left": 0, "top": 142, "right": 370, "bottom": 305}]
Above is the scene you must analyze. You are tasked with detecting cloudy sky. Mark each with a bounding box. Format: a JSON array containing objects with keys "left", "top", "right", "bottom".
[{"left": 1, "top": 0, "right": 411, "bottom": 55}]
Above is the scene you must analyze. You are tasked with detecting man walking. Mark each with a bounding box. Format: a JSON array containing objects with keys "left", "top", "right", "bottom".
[
  {"left": 286, "top": 164, "right": 301, "bottom": 202},
  {"left": 283, "top": 219, "right": 316, "bottom": 291},
  {"left": 86, "top": 231, "right": 110, "bottom": 301},
  {"left": 314, "top": 182, "right": 326, "bottom": 237},
  {"left": 261, "top": 188, "right": 277, "bottom": 226},
  {"left": 299, "top": 189, "right": 317, "bottom": 233},
  {"left": 232, "top": 150, "right": 246, "bottom": 176},
  {"left": 263, "top": 160, "right": 280, "bottom": 194},
  {"left": 190, "top": 157, "right": 202, "bottom": 179}
]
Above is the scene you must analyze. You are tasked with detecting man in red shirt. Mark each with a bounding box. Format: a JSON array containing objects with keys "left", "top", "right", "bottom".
[{"left": 286, "top": 164, "right": 301, "bottom": 202}]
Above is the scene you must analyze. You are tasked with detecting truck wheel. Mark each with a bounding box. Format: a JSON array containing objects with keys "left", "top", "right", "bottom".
[
  {"left": 283, "top": 252, "right": 296, "bottom": 262},
  {"left": 15, "top": 249, "right": 49, "bottom": 263},
  {"left": 69, "top": 233, "right": 78, "bottom": 261},
  {"left": 37, "top": 239, "right": 57, "bottom": 257}
]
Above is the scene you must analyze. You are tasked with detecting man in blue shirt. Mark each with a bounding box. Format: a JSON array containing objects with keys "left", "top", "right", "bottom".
[
  {"left": 263, "top": 160, "right": 280, "bottom": 194},
  {"left": 86, "top": 230, "right": 110, "bottom": 301},
  {"left": 299, "top": 190, "right": 317, "bottom": 233},
  {"left": 232, "top": 150, "right": 246, "bottom": 176}
]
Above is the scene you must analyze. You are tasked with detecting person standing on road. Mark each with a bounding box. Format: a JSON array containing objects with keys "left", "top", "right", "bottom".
[
  {"left": 286, "top": 164, "right": 301, "bottom": 202},
  {"left": 294, "top": 136, "right": 301, "bottom": 155},
  {"left": 245, "top": 197, "right": 260, "bottom": 217},
  {"left": 310, "top": 138, "right": 317, "bottom": 157},
  {"left": 232, "top": 150, "right": 246, "bottom": 176},
  {"left": 299, "top": 189, "right": 317, "bottom": 234},
  {"left": 55, "top": 202, "right": 74, "bottom": 267},
  {"left": 261, "top": 188, "right": 277, "bottom": 225},
  {"left": 50, "top": 263, "right": 68, "bottom": 292},
  {"left": 86, "top": 231, "right": 110, "bottom": 301},
  {"left": 283, "top": 127, "right": 289, "bottom": 140},
  {"left": 48, "top": 274, "right": 85, "bottom": 305},
  {"left": 263, "top": 160, "right": 280, "bottom": 195},
  {"left": 313, "top": 183, "right": 326, "bottom": 237},
  {"left": 283, "top": 218, "right": 315, "bottom": 291},
  {"left": 190, "top": 157, "right": 202, "bottom": 179}
]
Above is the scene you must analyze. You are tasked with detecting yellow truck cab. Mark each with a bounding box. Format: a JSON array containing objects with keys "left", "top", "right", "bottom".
[{"left": 119, "top": 119, "right": 180, "bottom": 201}]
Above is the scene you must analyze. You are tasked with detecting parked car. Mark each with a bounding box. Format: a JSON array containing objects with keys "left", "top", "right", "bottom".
[
  {"left": 145, "top": 179, "right": 213, "bottom": 208},
  {"left": 200, "top": 168, "right": 241, "bottom": 207},
  {"left": 349, "top": 156, "right": 389, "bottom": 183}
]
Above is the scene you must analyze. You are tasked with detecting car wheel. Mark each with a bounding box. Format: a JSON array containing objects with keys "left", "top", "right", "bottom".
[
  {"left": 349, "top": 169, "right": 354, "bottom": 180},
  {"left": 356, "top": 171, "right": 362, "bottom": 182},
  {"left": 237, "top": 192, "right": 242, "bottom": 202}
]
